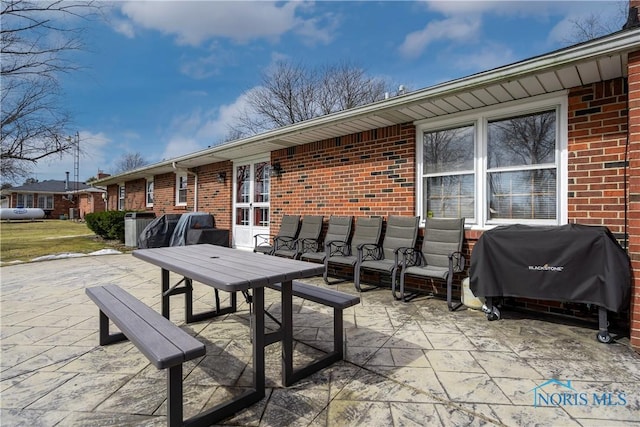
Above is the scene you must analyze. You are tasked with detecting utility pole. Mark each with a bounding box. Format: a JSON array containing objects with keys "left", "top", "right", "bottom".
[
  {"left": 73, "top": 131, "right": 80, "bottom": 196},
  {"left": 66, "top": 132, "right": 80, "bottom": 200}
]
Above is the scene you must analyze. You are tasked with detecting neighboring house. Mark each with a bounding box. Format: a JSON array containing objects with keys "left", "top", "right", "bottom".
[
  {"left": 2, "top": 173, "right": 107, "bottom": 219},
  {"left": 95, "top": 10, "right": 640, "bottom": 351}
]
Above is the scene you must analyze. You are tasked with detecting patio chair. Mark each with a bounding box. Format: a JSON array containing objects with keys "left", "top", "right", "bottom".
[
  {"left": 323, "top": 216, "right": 383, "bottom": 285},
  {"left": 395, "top": 217, "right": 465, "bottom": 309},
  {"left": 300, "top": 215, "right": 353, "bottom": 264},
  {"left": 273, "top": 215, "right": 324, "bottom": 259},
  {"left": 354, "top": 215, "right": 420, "bottom": 293},
  {"left": 253, "top": 214, "right": 300, "bottom": 255}
]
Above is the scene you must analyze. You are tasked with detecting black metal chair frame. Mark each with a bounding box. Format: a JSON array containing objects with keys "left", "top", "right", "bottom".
[
  {"left": 396, "top": 217, "right": 465, "bottom": 310},
  {"left": 354, "top": 215, "right": 420, "bottom": 293}
]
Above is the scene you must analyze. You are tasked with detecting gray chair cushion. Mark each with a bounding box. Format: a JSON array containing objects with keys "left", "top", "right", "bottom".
[
  {"left": 422, "top": 218, "right": 465, "bottom": 269},
  {"left": 350, "top": 217, "right": 383, "bottom": 253},
  {"left": 301, "top": 216, "right": 352, "bottom": 262},
  {"left": 380, "top": 215, "right": 420, "bottom": 260},
  {"left": 274, "top": 215, "right": 322, "bottom": 257},
  {"left": 279, "top": 215, "right": 302, "bottom": 238},
  {"left": 297, "top": 215, "right": 323, "bottom": 241}
]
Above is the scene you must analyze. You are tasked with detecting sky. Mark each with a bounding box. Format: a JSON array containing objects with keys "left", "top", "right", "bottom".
[{"left": 29, "top": 0, "right": 627, "bottom": 183}]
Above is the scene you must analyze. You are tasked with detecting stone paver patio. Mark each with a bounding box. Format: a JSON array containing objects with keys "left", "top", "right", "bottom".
[{"left": 1, "top": 254, "right": 639, "bottom": 426}]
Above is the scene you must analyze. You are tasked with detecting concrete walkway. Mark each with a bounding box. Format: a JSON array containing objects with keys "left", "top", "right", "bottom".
[{"left": 1, "top": 254, "right": 639, "bottom": 426}]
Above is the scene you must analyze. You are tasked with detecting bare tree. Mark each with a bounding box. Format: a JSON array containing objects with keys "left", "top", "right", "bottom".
[
  {"left": 318, "top": 62, "right": 388, "bottom": 114},
  {"left": 1, "top": 0, "right": 99, "bottom": 182},
  {"left": 563, "top": 1, "right": 629, "bottom": 44},
  {"left": 114, "top": 152, "right": 148, "bottom": 174},
  {"left": 229, "top": 60, "right": 391, "bottom": 138}
]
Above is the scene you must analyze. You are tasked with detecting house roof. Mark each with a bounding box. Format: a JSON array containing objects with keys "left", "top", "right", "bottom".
[
  {"left": 2, "top": 180, "right": 104, "bottom": 195},
  {"left": 95, "top": 27, "right": 640, "bottom": 186}
]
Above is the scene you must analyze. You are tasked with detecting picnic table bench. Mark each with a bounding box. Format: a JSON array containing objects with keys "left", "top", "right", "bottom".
[
  {"left": 86, "top": 284, "right": 205, "bottom": 427},
  {"left": 266, "top": 281, "right": 360, "bottom": 384}
]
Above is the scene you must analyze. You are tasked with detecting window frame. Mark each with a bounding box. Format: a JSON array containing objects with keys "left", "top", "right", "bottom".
[
  {"left": 118, "top": 184, "right": 125, "bottom": 211},
  {"left": 415, "top": 93, "right": 568, "bottom": 229},
  {"left": 175, "top": 173, "right": 188, "bottom": 206},
  {"left": 37, "top": 194, "right": 54, "bottom": 210},
  {"left": 17, "top": 193, "right": 35, "bottom": 208},
  {"left": 146, "top": 178, "right": 154, "bottom": 207}
]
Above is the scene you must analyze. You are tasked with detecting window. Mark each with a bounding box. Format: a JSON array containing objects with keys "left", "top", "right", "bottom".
[
  {"left": 487, "top": 111, "right": 557, "bottom": 221},
  {"left": 16, "top": 194, "right": 34, "bottom": 208},
  {"left": 417, "top": 95, "right": 566, "bottom": 228},
  {"left": 254, "top": 162, "right": 270, "bottom": 203},
  {"left": 176, "top": 173, "right": 187, "bottom": 206},
  {"left": 37, "top": 195, "right": 53, "bottom": 210},
  {"left": 423, "top": 124, "right": 475, "bottom": 221},
  {"left": 146, "top": 179, "right": 154, "bottom": 207},
  {"left": 118, "top": 185, "right": 125, "bottom": 211}
]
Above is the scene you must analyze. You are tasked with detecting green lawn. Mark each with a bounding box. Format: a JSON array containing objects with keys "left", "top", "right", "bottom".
[{"left": 0, "top": 220, "right": 130, "bottom": 264}]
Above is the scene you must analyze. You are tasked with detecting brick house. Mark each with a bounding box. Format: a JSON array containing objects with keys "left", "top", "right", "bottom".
[
  {"left": 3, "top": 173, "right": 107, "bottom": 219},
  {"left": 96, "top": 16, "right": 640, "bottom": 351}
]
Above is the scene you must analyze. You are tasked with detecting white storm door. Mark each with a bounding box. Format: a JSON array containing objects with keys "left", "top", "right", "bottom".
[{"left": 232, "top": 160, "right": 271, "bottom": 250}]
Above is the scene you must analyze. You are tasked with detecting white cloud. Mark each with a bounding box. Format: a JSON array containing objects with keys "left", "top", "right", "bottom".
[
  {"left": 117, "top": 1, "right": 334, "bottom": 46},
  {"left": 111, "top": 18, "right": 135, "bottom": 38},
  {"left": 400, "top": 1, "right": 623, "bottom": 60},
  {"left": 197, "top": 90, "right": 255, "bottom": 142},
  {"left": 453, "top": 44, "right": 516, "bottom": 72},
  {"left": 160, "top": 136, "right": 204, "bottom": 160},
  {"left": 547, "top": 2, "right": 626, "bottom": 45},
  {"left": 151, "top": 93, "right": 253, "bottom": 162},
  {"left": 425, "top": 0, "right": 558, "bottom": 18},
  {"left": 399, "top": 16, "right": 481, "bottom": 59}
]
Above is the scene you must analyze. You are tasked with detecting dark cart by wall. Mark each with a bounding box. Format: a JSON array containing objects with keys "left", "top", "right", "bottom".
[
  {"left": 469, "top": 224, "right": 631, "bottom": 343},
  {"left": 138, "top": 212, "right": 229, "bottom": 249}
]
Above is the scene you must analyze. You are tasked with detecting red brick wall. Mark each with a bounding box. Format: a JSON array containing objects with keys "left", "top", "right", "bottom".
[
  {"left": 568, "top": 79, "right": 628, "bottom": 234},
  {"left": 269, "top": 124, "right": 416, "bottom": 227},
  {"left": 194, "top": 162, "right": 233, "bottom": 230},
  {"left": 77, "top": 193, "right": 106, "bottom": 219},
  {"left": 152, "top": 173, "right": 184, "bottom": 214},
  {"left": 627, "top": 50, "right": 640, "bottom": 350},
  {"left": 106, "top": 185, "right": 118, "bottom": 211},
  {"left": 124, "top": 178, "right": 149, "bottom": 212}
]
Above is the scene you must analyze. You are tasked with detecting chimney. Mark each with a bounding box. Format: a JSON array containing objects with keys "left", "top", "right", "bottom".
[
  {"left": 65, "top": 171, "right": 70, "bottom": 191},
  {"left": 97, "top": 169, "right": 111, "bottom": 180},
  {"left": 624, "top": 1, "right": 640, "bottom": 29}
]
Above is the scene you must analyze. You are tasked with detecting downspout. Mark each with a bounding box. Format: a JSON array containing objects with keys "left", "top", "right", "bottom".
[
  {"left": 189, "top": 169, "right": 198, "bottom": 212},
  {"left": 172, "top": 162, "right": 199, "bottom": 211}
]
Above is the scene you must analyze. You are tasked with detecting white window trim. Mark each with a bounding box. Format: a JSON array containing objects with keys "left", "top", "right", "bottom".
[
  {"left": 175, "top": 172, "right": 187, "bottom": 206},
  {"left": 146, "top": 178, "right": 154, "bottom": 207},
  {"left": 118, "top": 184, "right": 125, "bottom": 211},
  {"left": 37, "top": 194, "right": 54, "bottom": 210},
  {"left": 415, "top": 93, "right": 568, "bottom": 230},
  {"left": 17, "top": 193, "right": 33, "bottom": 208}
]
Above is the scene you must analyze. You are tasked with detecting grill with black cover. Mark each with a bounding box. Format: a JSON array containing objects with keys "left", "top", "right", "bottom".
[{"left": 469, "top": 223, "right": 631, "bottom": 343}]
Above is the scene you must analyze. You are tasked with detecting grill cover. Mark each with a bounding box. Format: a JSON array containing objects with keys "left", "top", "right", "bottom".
[
  {"left": 469, "top": 224, "right": 631, "bottom": 313},
  {"left": 169, "top": 212, "right": 215, "bottom": 246},
  {"left": 138, "top": 214, "right": 182, "bottom": 249}
]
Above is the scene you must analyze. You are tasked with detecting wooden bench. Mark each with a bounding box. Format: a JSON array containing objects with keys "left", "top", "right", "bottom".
[
  {"left": 266, "top": 281, "right": 360, "bottom": 384},
  {"left": 86, "top": 285, "right": 205, "bottom": 427}
]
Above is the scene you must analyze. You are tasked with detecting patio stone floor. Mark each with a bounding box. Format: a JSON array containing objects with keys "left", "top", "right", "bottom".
[{"left": 1, "top": 253, "right": 639, "bottom": 426}]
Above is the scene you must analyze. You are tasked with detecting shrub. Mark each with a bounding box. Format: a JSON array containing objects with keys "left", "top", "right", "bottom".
[{"left": 85, "top": 211, "right": 127, "bottom": 242}]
